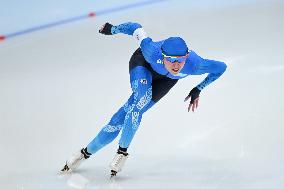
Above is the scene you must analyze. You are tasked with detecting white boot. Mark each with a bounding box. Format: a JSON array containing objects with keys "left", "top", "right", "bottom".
[
  {"left": 60, "top": 148, "right": 90, "bottom": 174},
  {"left": 109, "top": 150, "right": 129, "bottom": 177}
]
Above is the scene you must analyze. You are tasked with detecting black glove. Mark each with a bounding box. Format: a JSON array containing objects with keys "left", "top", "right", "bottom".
[
  {"left": 99, "top": 23, "right": 113, "bottom": 35},
  {"left": 184, "top": 87, "right": 201, "bottom": 104}
]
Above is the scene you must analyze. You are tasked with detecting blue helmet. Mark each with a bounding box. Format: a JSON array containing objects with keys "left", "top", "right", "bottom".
[{"left": 161, "top": 37, "right": 188, "bottom": 56}]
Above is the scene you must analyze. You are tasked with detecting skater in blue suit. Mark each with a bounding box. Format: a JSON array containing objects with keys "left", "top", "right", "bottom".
[{"left": 60, "top": 22, "right": 227, "bottom": 177}]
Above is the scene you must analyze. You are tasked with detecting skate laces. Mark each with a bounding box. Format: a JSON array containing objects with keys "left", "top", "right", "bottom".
[
  {"left": 114, "top": 154, "right": 125, "bottom": 166},
  {"left": 110, "top": 150, "right": 129, "bottom": 172}
]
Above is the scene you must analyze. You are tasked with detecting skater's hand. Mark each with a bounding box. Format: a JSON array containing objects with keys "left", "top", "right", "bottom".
[
  {"left": 99, "top": 22, "right": 113, "bottom": 35},
  {"left": 184, "top": 87, "right": 201, "bottom": 112}
]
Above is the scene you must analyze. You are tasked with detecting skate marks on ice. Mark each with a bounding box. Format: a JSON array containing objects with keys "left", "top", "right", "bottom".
[
  {"left": 57, "top": 167, "right": 133, "bottom": 189},
  {"left": 58, "top": 172, "right": 89, "bottom": 189},
  {"left": 58, "top": 169, "right": 96, "bottom": 189},
  {"left": 54, "top": 156, "right": 282, "bottom": 189}
]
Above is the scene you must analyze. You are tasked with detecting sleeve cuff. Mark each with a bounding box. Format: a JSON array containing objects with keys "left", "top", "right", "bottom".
[{"left": 133, "top": 28, "right": 148, "bottom": 45}]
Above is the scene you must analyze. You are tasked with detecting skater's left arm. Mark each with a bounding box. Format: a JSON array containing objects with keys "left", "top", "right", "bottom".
[
  {"left": 99, "top": 22, "right": 146, "bottom": 41},
  {"left": 185, "top": 56, "right": 227, "bottom": 112},
  {"left": 99, "top": 22, "right": 160, "bottom": 64}
]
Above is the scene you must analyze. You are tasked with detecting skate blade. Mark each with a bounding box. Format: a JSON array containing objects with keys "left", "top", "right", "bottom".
[
  {"left": 110, "top": 170, "right": 117, "bottom": 179},
  {"left": 58, "top": 163, "right": 71, "bottom": 175}
]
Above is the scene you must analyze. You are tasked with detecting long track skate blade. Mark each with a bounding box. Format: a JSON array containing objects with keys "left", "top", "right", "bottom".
[
  {"left": 58, "top": 163, "right": 70, "bottom": 175},
  {"left": 110, "top": 170, "right": 117, "bottom": 179}
]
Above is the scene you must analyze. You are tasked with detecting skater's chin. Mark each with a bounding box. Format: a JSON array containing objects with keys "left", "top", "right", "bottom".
[{"left": 170, "top": 69, "right": 180, "bottom": 75}]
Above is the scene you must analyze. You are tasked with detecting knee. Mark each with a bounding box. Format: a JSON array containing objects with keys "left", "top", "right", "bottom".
[
  {"left": 102, "top": 124, "right": 122, "bottom": 133},
  {"left": 96, "top": 125, "right": 121, "bottom": 144},
  {"left": 109, "top": 107, "right": 126, "bottom": 125}
]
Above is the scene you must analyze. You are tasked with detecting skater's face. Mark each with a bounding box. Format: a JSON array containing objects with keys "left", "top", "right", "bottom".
[{"left": 163, "top": 58, "right": 186, "bottom": 75}]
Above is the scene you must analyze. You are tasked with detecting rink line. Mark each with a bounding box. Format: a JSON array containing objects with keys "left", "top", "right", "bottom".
[
  {"left": 0, "top": 35, "right": 5, "bottom": 42},
  {"left": 0, "top": 0, "right": 166, "bottom": 42}
]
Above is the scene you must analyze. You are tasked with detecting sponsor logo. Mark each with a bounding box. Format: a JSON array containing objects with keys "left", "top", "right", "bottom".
[
  {"left": 157, "top": 59, "right": 163, "bottom": 64},
  {"left": 140, "top": 79, "right": 147, "bottom": 85}
]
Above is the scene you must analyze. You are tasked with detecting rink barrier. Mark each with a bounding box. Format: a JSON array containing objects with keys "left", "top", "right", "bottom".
[{"left": 0, "top": 0, "right": 166, "bottom": 42}]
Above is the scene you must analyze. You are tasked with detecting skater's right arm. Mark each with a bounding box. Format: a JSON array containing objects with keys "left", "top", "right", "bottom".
[{"left": 99, "top": 22, "right": 161, "bottom": 64}]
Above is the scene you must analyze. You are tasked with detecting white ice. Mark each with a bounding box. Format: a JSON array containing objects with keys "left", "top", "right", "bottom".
[{"left": 1, "top": 0, "right": 284, "bottom": 189}]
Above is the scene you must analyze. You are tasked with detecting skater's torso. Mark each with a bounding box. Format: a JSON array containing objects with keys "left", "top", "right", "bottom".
[{"left": 111, "top": 22, "right": 227, "bottom": 90}]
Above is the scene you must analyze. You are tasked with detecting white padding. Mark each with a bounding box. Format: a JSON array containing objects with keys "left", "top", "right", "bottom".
[{"left": 133, "top": 28, "right": 148, "bottom": 45}]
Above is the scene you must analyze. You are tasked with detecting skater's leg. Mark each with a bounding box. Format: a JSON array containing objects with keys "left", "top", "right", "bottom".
[
  {"left": 119, "top": 66, "right": 154, "bottom": 149},
  {"left": 60, "top": 91, "right": 136, "bottom": 173},
  {"left": 86, "top": 94, "right": 135, "bottom": 154},
  {"left": 108, "top": 66, "right": 153, "bottom": 176},
  {"left": 118, "top": 72, "right": 179, "bottom": 149},
  {"left": 108, "top": 49, "right": 179, "bottom": 176}
]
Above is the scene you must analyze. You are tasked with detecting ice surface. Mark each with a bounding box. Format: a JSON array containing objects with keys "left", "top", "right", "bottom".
[{"left": 1, "top": 1, "right": 284, "bottom": 188}]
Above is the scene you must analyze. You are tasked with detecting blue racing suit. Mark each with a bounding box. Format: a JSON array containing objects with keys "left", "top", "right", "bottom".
[{"left": 86, "top": 22, "right": 227, "bottom": 154}]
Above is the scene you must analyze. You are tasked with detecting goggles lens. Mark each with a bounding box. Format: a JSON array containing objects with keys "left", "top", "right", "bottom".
[{"left": 162, "top": 53, "right": 188, "bottom": 63}]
